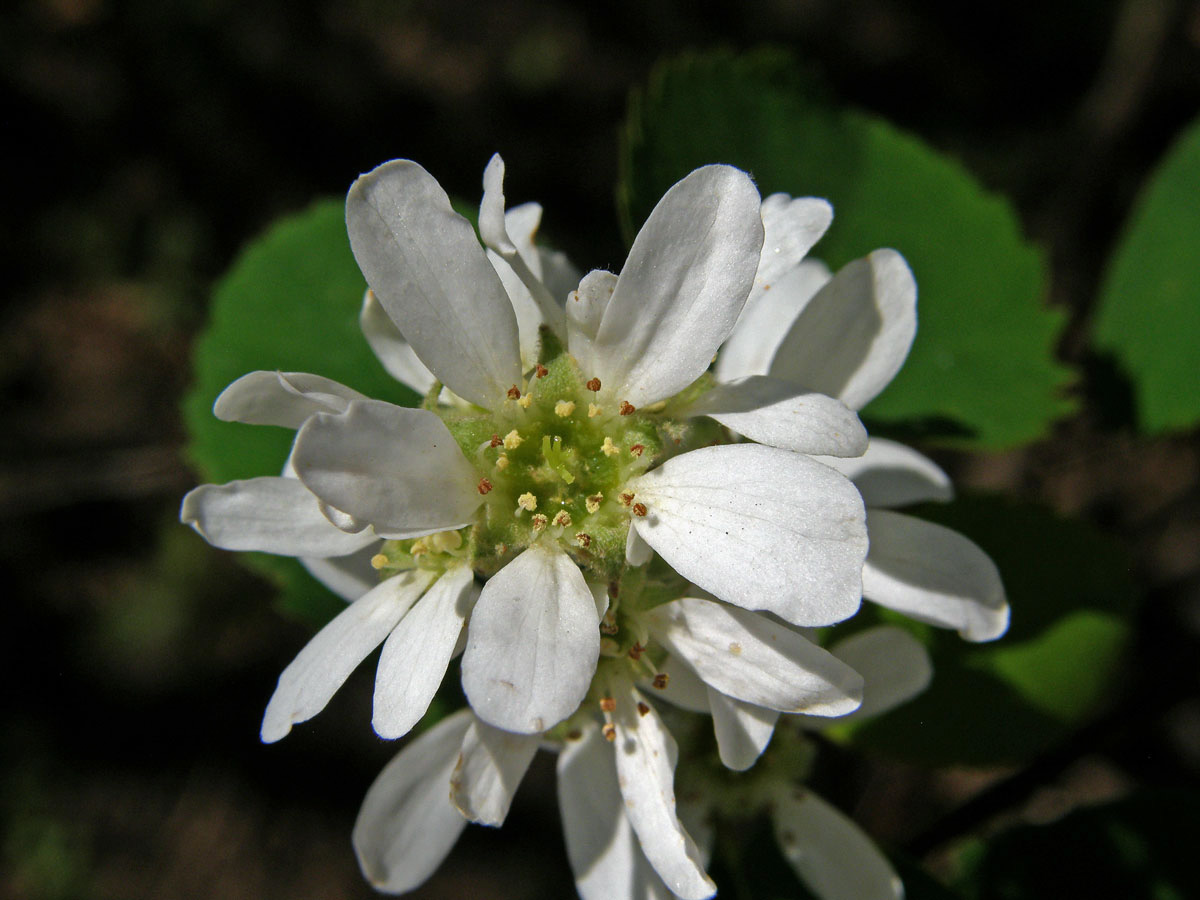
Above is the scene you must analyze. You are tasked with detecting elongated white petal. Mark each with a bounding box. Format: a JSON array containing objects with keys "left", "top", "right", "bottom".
[
  {"left": 625, "top": 524, "right": 653, "bottom": 566},
  {"left": 630, "top": 444, "right": 867, "bottom": 626},
  {"left": 449, "top": 716, "right": 540, "bottom": 826},
  {"left": 827, "top": 625, "right": 932, "bottom": 721},
  {"left": 753, "top": 194, "right": 832, "bottom": 301},
  {"left": 353, "top": 709, "right": 471, "bottom": 894},
  {"left": 373, "top": 564, "right": 476, "bottom": 739},
  {"left": 772, "top": 788, "right": 903, "bottom": 900},
  {"left": 610, "top": 671, "right": 716, "bottom": 900},
  {"left": 260, "top": 569, "right": 436, "bottom": 742},
  {"left": 817, "top": 438, "right": 953, "bottom": 508},
  {"left": 539, "top": 246, "right": 582, "bottom": 308},
  {"left": 462, "top": 543, "right": 600, "bottom": 733},
  {"left": 645, "top": 597, "right": 862, "bottom": 715},
  {"left": 301, "top": 542, "right": 382, "bottom": 602},
  {"left": 863, "top": 510, "right": 1009, "bottom": 642},
  {"left": 685, "top": 376, "right": 868, "bottom": 457},
  {"left": 717, "top": 259, "right": 831, "bottom": 382},
  {"left": 769, "top": 249, "right": 917, "bottom": 411},
  {"left": 559, "top": 724, "right": 676, "bottom": 900},
  {"left": 181, "top": 477, "right": 378, "bottom": 557},
  {"left": 586, "top": 166, "right": 763, "bottom": 407},
  {"left": 292, "top": 400, "right": 481, "bottom": 539},
  {"left": 481, "top": 155, "right": 565, "bottom": 347},
  {"left": 346, "top": 159, "right": 522, "bottom": 409},
  {"left": 707, "top": 688, "right": 779, "bottom": 771},
  {"left": 566, "top": 269, "right": 618, "bottom": 380},
  {"left": 213, "top": 370, "right": 366, "bottom": 428},
  {"left": 359, "top": 289, "right": 438, "bottom": 395}
]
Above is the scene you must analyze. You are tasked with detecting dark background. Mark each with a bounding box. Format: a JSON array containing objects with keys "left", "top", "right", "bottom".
[{"left": 4, "top": 1, "right": 1200, "bottom": 897}]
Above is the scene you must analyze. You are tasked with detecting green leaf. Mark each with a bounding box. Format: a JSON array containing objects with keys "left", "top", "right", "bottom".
[
  {"left": 1094, "top": 115, "right": 1200, "bottom": 433},
  {"left": 955, "top": 791, "right": 1200, "bottom": 900},
  {"left": 831, "top": 495, "right": 1136, "bottom": 766},
  {"left": 182, "top": 199, "right": 416, "bottom": 624},
  {"left": 621, "top": 51, "right": 1074, "bottom": 449}
]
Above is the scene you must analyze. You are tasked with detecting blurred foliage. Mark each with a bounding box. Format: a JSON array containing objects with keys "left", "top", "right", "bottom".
[
  {"left": 1094, "top": 113, "right": 1200, "bottom": 433},
  {"left": 830, "top": 495, "right": 1137, "bottom": 766},
  {"left": 620, "top": 51, "right": 1074, "bottom": 450},
  {"left": 953, "top": 790, "right": 1200, "bottom": 900}
]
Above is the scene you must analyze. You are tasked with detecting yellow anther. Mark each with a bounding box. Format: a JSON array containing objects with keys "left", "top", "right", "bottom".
[
  {"left": 516, "top": 492, "right": 538, "bottom": 513},
  {"left": 495, "top": 454, "right": 510, "bottom": 471},
  {"left": 503, "top": 429, "right": 523, "bottom": 450},
  {"left": 575, "top": 532, "right": 592, "bottom": 548},
  {"left": 552, "top": 510, "right": 572, "bottom": 528},
  {"left": 410, "top": 539, "right": 429, "bottom": 556},
  {"left": 428, "top": 530, "right": 463, "bottom": 552},
  {"left": 531, "top": 513, "right": 548, "bottom": 532},
  {"left": 588, "top": 403, "right": 602, "bottom": 418},
  {"left": 601, "top": 436, "right": 619, "bottom": 457},
  {"left": 370, "top": 553, "right": 389, "bottom": 570},
  {"left": 554, "top": 399, "right": 576, "bottom": 417},
  {"left": 585, "top": 493, "right": 602, "bottom": 514},
  {"left": 517, "top": 394, "right": 532, "bottom": 409}
]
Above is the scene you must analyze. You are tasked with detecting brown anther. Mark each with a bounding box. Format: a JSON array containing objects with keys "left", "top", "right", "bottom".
[
  {"left": 586, "top": 377, "right": 602, "bottom": 392},
  {"left": 618, "top": 491, "right": 635, "bottom": 507},
  {"left": 618, "top": 400, "right": 636, "bottom": 416},
  {"left": 506, "top": 385, "right": 521, "bottom": 400},
  {"left": 602, "top": 723, "right": 616, "bottom": 742},
  {"left": 628, "top": 641, "right": 646, "bottom": 661},
  {"left": 632, "top": 502, "right": 648, "bottom": 517},
  {"left": 636, "top": 701, "right": 651, "bottom": 717},
  {"left": 600, "top": 617, "right": 619, "bottom": 635},
  {"left": 489, "top": 433, "right": 502, "bottom": 448},
  {"left": 566, "top": 728, "right": 582, "bottom": 741},
  {"left": 652, "top": 673, "right": 670, "bottom": 690},
  {"left": 477, "top": 477, "right": 493, "bottom": 495},
  {"left": 608, "top": 581, "right": 619, "bottom": 598},
  {"left": 629, "top": 443, "right": 645, "bottom": 458},
  {"left": 535, "top": 364, "right": 549, "bottom": 379},
  {"left": 575, "top": 532, "right": 592, "bottom": 548},
  {"left": 599, "top": 696, "right": 616, "bottom": 713}
]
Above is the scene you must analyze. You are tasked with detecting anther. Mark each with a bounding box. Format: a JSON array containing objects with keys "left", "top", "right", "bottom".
[
  {"left": 517, "top": 395, "right": 532, "bottom": 408},
  {"left": 619, "top": 491, "right": 635, "bottom": 507},
  {"left": 636, "top": 701, "right": 651, "bottom": 717},
  {"left": 588, "top": 403, "right": 602, "bottom": 418},
  {"left": 370, "top": 553, "right": 388, "bottom": 570},
  {"left": 503, "top": 429, "right": 523, "bottom": 450},
  {"left": 410, "top": 539, "right": 429, "bottom": 556},
  {"left": 552, "top": 510, "right": 572, "bottom": 528},
  {"left": 586, "top": 377, "right": 602, "bottom": 392},
  {"left": 619, "top": 400, "right": 636, "bottom": 416},
  {"left": 535, "top": 364, "right": 549, "bottom": 379},
  {"left": 495, "top": 454, "right": 509, "bottom": 471},
  {"left": 599, "top": 696, "right": 616, "bottom": 713},
  {"left": 629, "top": 443, "right": 644, "bottom": 458},
  {"left": 554, "top": 399, "right": 576, "bottom": 417},
  {"left": 602, "top": 723, "right": 616, "bottom": 742},
  {"left": 632, "top": 502, "right": 648, "bottom": 517},
  {"left": 652, "top": 673, "right": 670, "bottom": 690},
  {"left": 516, "top": 492, "right": 538, "bottom": 513},
  {"left": 585, "top": 493, "right": 603, "bottom": 514},
  {"left": 601, "top": 437, "right": 619, "bottom": 457},
  {"left": 531, "top": 513, "right": 548, "bottom": 532},
  {"left": 489, "top": 433, "right": 502, "bottom": 448},
  {"left": 600, "top": 612, "right": 619, "bottom": 635},
  {"left": 575, "top": 532, "right": 592, "bottom": 548},
  {"left": 506, "top": 385, "right": 521, "bottom": 400},
  {"left": 477, "top": 477, "right": 493, "bottom": 495},
  {"left": 628, "top": 641, "right": 645, "bottom": 661}
]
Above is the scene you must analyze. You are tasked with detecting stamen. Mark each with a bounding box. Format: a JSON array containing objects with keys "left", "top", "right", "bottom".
[
  {"left": 628, "top": 641, "right": 646, "bottom": 661},
  {"left": 601, "top": 437, "right": 619, "bottom": 457},
  {"left": 575, "top": 532, "right": 592, "bottom": 548},
  {"left": 636, "top": 701, "right": 651, "bottom": 717},
  {"left": 619, "top": 491, "right": 635, "bottom": 507},
  {"left": 495, "top": 454, "right": 509, "bottom": 471},
  {"left": 370, "top": 553, "right": 388, "bottom": 570},
  {"left": 535, "top": 364, "right": 549, "bottom": 379},
  {"left": 489, "top": 433, "right": 502, "bottom": 448},
  {"left": 600, "top": 612, "right": 619, "bottom": 635},
  {"left": 588, "top": 403, "right": 602, "bottom": 418},
  {"left": 554, "top": 399, "right": 576, "bottom": 417},
  {"left": 585, "top": 377, "right": 602, "bottom": 392},
  {"left": 619, "top": 400, "right": 636, "bottom": 416},
  {"left": 552, "top": 510, "right": 572, "bottom": 528},
  {"left": 517, "top": 395, "right": 532, "bottom": 409},
  {"left": 632, "top": 502, "right": 647, "bottom": 517},
  {"left": 652, "top": 672, "right": 670, "bottom": 690},
  {"left": 506, "top": 385, "right": 521, "bottom": 400},
  {"left": 531, "top": 513, "right": 548, "bottom": 532},
  {"left": 629, "top": 443, "right": 645, "bottom": 458},
  {"left": 516, "top": 492, "right": 538, "bottom": 513},
  {"left": 477, "top": 477, "right": 493, "bottom": 495},
  {"left": 503, "top": 429, "right": 523, "bottom": 450},
  {"left": 585, "top": 493, "right": 603, "bottom": 514}
]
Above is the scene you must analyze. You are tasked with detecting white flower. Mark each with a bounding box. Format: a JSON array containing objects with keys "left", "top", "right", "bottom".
[
  {"left": 182, "top": 155, "right": 881, "bottom": 742},
  {"left": 713, "top": 192, "right": 1009, "bottom": 642}
]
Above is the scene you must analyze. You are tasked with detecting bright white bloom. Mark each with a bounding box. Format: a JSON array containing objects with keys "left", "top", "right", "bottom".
[
  {"left": 713, "top": 194, "right": 1009, "bottom": 642},
  {"left": 182, "top": 156, "right": 885, "bottom": 742}
]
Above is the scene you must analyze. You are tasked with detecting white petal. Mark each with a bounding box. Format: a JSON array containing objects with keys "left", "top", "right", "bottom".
[
  {"left": 539, "top": 246, "right": 582, "bottom": 308},
  {"left": 291, "top": 400, "right": 481, "bottom": 539},
  {"left": 768, "top": 249, "right": 917, "bottom": 411},
  {"left": 685, "top": 376, "right": 868, "bottom": 457},
  {"left": 181, "top": 477, "right": 378, "bottom": 557},
  {"left": 300, "top": 542, "right": 383, "bottom": 602},
  {"left": 645, "top": 597, "right": 862, "bottom": 715},
  {"left": 449, "top": 716, "right": 540, "bottom": 826},
  {"left": 213, "top": 370, "right": 366, "bottom": 428},
  {"left": 566, "top": 269, "right": 618, "bottom": 380},
  {"left": 346, "top": 159, "right": 522, "bottom": 409},
  {"left": 260, "top": 569, "right": 436, "bottom": 742},
  {"left": 772, "top": 788, "right": 903, "bottom": 900},
  {"left": 707, "top": 688, "right": 779, "bottom": 771},
  {"left": 826, "top": 625, "right": 932, "bottom": 722},
  {"left": 558, "top": 724, "right": 676, "bottom": 900},
  {"left": 630, "top": 444, "right": 868, "bottom": 626},
  {"left": 753, "top": 194, "right": 832, "bottom": 302},
  {"left": 586, "top": 166, "right": 764, "bottom": 407},
  {"left": 644, "top": 655, "right": 711, "bottom": 714},
  {"left": 863, "top": 510, "right": 1009, "bottom": 642},
  {"left": 359, "top": 289, "right": 438, "bottom": 395},
  {"left": 817, "top": 438, "right": 953, "bottom": 508},
  {"left": 610, "top": 671, "right": 716, "bottom": 900},
  {"left": 461, "top": 543, "right": 600, "bottom": 733},
  {"left": 625, "top": 524, "right": 653, "bottom": 566},
  {"left": 717, "top": 259, "right": 831, "bottom": 382},
  {"left": 353, "top": 709, "right": 471, "bottom": 894},
  {"left": 373, "top": 564, "right": 476, "bottom": 739}
]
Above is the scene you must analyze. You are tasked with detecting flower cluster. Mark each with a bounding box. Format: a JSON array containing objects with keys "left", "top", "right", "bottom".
[{"left": 182, "top": 153, "right": 1008, "bottom": 900}]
